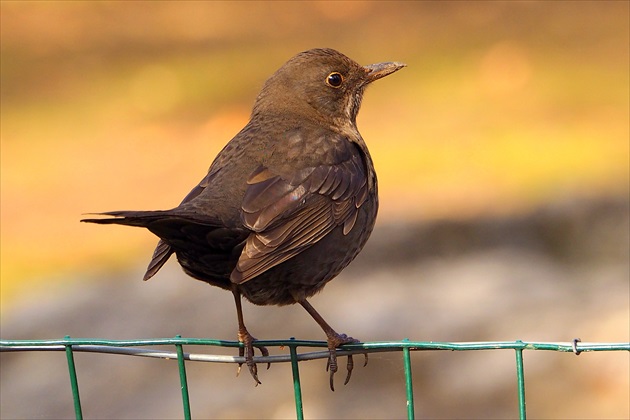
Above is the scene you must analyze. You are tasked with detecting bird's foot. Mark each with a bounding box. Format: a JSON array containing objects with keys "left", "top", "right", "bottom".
[
  {"left": 325, "top": 332, "right": 367, "bottom": 391},
  {"left": 236, "top": 329, "right": 270, "bottom": 386}
]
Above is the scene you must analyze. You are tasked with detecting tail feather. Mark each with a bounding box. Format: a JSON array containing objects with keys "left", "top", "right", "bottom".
[
  {"left": 81, "top": 210, "right": 174, "bottom": 227},
  {"left": 82, "top": 210, "right": 177, "bottom": 279},
  {"left": 82, "top": 209, "right": 231, "bottom": 281},
  {"left": 143, "top": 239, "right": 173, "bottom": 281}
]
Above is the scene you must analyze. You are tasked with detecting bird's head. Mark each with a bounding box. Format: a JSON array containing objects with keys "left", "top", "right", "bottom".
[{"left": 252, "top": 48, "right": 405, "bottom": 128}]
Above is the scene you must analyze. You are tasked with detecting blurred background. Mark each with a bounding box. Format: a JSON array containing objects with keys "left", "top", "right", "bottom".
[{"left": 1, "top": 1, "right": 628, "bottom": 419}]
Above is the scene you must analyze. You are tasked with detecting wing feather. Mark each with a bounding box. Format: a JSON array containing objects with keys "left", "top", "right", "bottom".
[{"left": 231, "top": 141, "right": 370, "bottom": 284}]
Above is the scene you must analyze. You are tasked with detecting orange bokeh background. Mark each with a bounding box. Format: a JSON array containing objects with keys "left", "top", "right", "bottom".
[{"left": 2, "top": 1, "right": 628, "bottom": 309}]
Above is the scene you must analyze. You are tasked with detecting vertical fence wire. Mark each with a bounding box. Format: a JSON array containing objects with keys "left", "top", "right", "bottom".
[
  {"left": 175, "top": 336, "right": 192, "bottom": 420},
  {"left": 515, "top": 346, "right": 527, "bottom": 420},
  {"left": 402, "top": 338, "right": 416, "bottom": 420},
  {"left": 63, "top": 336, "right": 83, "bottom": 420},
  {"left": 288, "top": 338, "right": 305, "bottom": 420}
]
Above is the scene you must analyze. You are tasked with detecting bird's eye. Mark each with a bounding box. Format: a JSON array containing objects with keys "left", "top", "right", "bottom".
[{"left": 326, "top": 72, "right": 344, "bottom": 88}]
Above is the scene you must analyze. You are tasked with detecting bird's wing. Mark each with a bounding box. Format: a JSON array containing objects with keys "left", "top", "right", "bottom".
[
  {"left": 231, "top": 148, "right": 369, "bottom": 284},
  {"left": 144, "top": 171, "right": 215, "bottom": 280}
]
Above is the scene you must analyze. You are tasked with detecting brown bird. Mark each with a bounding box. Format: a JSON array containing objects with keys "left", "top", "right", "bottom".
[{"left": 82, "top": 48, "right": 405, "bottom": 390}]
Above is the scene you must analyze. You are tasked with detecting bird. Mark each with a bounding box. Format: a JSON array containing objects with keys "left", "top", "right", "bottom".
[{"left": 82, "top": 48, "right": 405, "bottom": 390}]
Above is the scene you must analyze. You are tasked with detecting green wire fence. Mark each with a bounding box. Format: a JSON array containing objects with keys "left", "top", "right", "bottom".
[{"left": 1, "top": 337, "right": 628, "bottom": 420}]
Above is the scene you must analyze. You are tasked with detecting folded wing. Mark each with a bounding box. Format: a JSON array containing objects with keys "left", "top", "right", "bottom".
[{"left": 231, "top": 148, "right": 369, "bottom": 284}]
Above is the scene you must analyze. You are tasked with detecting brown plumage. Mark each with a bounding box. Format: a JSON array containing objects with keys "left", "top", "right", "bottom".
[{"left": 82, "top": 48, "right": 405, "bottom": 390}]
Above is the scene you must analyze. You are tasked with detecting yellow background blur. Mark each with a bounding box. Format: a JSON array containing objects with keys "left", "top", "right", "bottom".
[{"left": 1, "top": 2, "right": 628, "bottom": 307}]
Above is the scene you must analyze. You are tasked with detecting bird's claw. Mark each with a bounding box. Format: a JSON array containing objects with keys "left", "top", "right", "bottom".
[
  {"left": 325, "top": 333, "right": 366, "bottom": 391},
  {"left": 236, "top": 330, "right": 269, "bottom": 385}
]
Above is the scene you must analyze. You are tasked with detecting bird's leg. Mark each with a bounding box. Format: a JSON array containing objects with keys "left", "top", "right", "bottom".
[
  {"left": 231, "top": 286, "right": 269, "bottom": 385},
  {"left": 297, "top": 299, "right": 367, "bottom": 391}
]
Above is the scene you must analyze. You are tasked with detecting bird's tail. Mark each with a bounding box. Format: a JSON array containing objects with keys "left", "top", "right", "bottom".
[
  {"left": 81, "top": 210, "right": 173, "bottom": 227},
  {"left": 81, "top": 210, "right": 180, "bottom": 281},
  {"left": 81, "top": 209, "right": 225, "bottom": 280}
]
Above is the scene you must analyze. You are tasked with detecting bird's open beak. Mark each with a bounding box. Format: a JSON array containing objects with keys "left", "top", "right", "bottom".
[{"left": 364, "top": 61, "right": 406, "bottom": 83}]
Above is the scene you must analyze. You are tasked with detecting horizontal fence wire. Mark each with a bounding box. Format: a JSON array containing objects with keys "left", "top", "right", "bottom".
[{"left": 2, "top": 338, "right": 629, "bottom": 420}]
